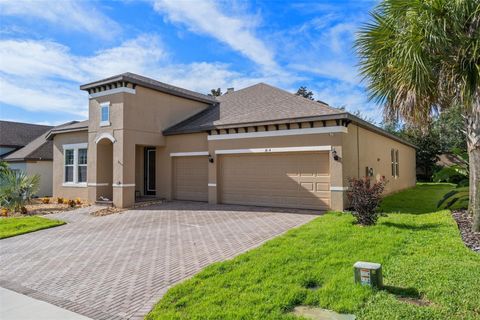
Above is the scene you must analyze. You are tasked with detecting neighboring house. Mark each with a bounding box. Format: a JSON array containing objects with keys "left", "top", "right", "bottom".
[
  {"left": 2, "top": 121, "right": 77, "bottom": 197},
  {"left": 47, "top": 72, "right": 416, "bottom": 210},
  {"left": 1, "top": 121, "right": 53, "bottom": 197},
  {"left": 0, "top": 121, "right": 52, "bottom": 158}
]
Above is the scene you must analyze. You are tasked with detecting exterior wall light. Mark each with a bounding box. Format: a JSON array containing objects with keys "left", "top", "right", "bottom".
[
  {"left": 208, "top": 154, "right": 214, "bottom": 163},
  {"left": 332, "top": 149, "right": 339, "bottom": 161}
]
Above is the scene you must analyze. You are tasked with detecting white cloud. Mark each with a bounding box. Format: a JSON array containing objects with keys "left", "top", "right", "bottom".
[
  {"left": 0, "top": 36, "right": 168, "bottom": 116},
  {"left": 152, "top": 0, "right": 277, "bottom": 71},
  {"left": 0, "top": 76, "right": 87, "bottom": 116},
  {"left": 313, "top": 81, "right": 382, "bottom": 123},
  {"left": 0, "top": 0, "right": 121, "bottom": 39},
  {"left": 0, "top": 36, "right": 299, "bottom": 117}
]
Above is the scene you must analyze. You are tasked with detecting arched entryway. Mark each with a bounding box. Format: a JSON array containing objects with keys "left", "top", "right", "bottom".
[{"left": 95, "top": 135, "right": 114, "bottom": 201}]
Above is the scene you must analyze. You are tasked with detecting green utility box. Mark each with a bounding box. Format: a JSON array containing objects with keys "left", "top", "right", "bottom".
[{"left": 354, "top": 261, "right": 383, "bottom": 289}]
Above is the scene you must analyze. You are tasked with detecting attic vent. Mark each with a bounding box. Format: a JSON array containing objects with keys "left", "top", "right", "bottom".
[{"left": 226, "top": 87, "right": 234, "bottom": 94}]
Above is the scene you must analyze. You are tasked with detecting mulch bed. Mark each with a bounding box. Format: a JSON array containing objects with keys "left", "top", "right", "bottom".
[{"left": 452, "top": 210, "right": 480, "bottom": 253}]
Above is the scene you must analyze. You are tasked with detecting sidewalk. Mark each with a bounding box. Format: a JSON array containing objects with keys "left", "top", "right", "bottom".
[{"left": 0, "top": 287, "right": 91, "bottom": 320}]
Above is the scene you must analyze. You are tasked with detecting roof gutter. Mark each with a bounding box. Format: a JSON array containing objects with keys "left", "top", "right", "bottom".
[
  {"left": 80, "top": 74, "right": 217, "bottom": 105},
  {"left": 46, "top": 126, "right": 88, "bottom": 140}
]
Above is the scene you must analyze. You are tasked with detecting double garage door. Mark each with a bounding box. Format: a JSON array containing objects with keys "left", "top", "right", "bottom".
[{"left": 173, "top": 152, "right": 331, "bottom": 210}]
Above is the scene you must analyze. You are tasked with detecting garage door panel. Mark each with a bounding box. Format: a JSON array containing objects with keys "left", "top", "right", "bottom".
[
  {"left": 173, "top": 156, "right": 208, "bottom": 202},
  {"left": 220, "top": 152, "right": 331, "bottom": 210}
]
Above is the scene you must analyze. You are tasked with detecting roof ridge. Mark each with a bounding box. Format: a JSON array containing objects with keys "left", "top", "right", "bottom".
[{"left": 0, "top": 120, "right": 53, "bottom": 128}]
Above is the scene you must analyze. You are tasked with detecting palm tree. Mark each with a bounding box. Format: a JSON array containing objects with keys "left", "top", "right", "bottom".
[
  {"left": 356, "top": 0, "right": 480, "bottom": 231},
  {"left": 0, "top": 170, "right": 40, "bottom": 214}
]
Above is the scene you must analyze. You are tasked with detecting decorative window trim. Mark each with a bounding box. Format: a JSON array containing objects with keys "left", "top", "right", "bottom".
[
  {"left": 63, "top": 143, "right": 88, "bottom": 186},
  {"left": 100, "top": 102, "right": 110, "bottom": 127}
]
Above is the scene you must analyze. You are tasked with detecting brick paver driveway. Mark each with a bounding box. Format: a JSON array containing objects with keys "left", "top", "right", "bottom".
[{"left": 0, "top": 201, "right": 317, "bottom": 320}]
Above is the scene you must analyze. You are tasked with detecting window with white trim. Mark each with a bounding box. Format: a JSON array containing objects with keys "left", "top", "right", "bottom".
[
  {"left": 100, "top": 102, "right": 110, "bottom": 126},
  {"left": 391, "top": 148, "right": 399, "bottom": 177},
  {"left": 63, "top": 144, "right": 88, "bottom": 185}
]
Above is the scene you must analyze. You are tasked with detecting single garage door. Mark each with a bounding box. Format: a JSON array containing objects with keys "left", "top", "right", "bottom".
[
  {"left": 219, "top": 152, "right": 330, "bottom": 210},
  {"left": 173, "top": 156, "right": 208, "bottom": 201}
]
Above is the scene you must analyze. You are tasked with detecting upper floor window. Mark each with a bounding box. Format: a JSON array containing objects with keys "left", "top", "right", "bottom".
[
  {"left": 63, "top": 143, "right": 88, "bottom": 186},
  {"left": 391, "top": 148, "right": 399, "bottom": 177},
  {"left": 100, "top": 102, "right": 110, "bottom": 126}
]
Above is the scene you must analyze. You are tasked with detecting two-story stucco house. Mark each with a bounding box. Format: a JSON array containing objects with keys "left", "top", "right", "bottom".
[{"left": 47, "top": 73, "right": 416, "bottom": 210}]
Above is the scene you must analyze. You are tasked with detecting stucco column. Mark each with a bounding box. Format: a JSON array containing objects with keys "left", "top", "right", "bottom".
[
  {"left": 207, "top": 143, "right": 218, "bottom": 204},
  {"left": 112, "top": 130, "right": 135, "bottom": 208},
  {"left": 87, "top": 132, "right": 97, "bottom": 204},
  {"left": 329, "top": 145, "right": 345, "bottom": 211}
]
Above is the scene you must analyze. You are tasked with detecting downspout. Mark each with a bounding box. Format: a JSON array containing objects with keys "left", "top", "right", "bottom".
[{"left": 357, "top": 125, "right": 360, "bottom": 178}]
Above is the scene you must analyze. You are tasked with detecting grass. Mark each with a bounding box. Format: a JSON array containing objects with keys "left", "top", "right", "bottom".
[
  {"left": 0, "top": 216, "right": 65, "bottom": 239},
  {"left": 146, "top": 183, "right": 480, "bottom": 320}
]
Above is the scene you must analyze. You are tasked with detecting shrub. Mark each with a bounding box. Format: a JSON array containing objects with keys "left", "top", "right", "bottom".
[
  {"left": 0, "top": 170, "right": 40, "bottom": 213},
  {"left": 1, "top": 208, "right": 8, "bottom": 217},
  {"left": 67, "top": 199, "right": 76, "bottom": 207},
  {"left": 75, "top": 198, "right": 82, "bottom": 205},
  {"left": 57, "top": 197, "right": 64, "bottom": 204},
  {"left": 347, "top": 177, "right": 387, "bottom": 226},
  {"left": 42, "top": 197, "right": 50, "bottom": 204}
]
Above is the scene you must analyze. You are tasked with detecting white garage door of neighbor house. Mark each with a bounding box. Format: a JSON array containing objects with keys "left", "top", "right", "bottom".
[
  {"left": 173, "top": 156, "right": 208, "bottom": 202},
  {"left": 219, "top": 152, "right": 331, "bottom": 210}
]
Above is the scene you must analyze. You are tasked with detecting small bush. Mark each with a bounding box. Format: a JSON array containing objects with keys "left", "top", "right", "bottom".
[
  {"left": 57, "top": 197, "right": 64, "bottom": 204},
  {"left": 20, "top": 206, "right": 28, "bottom": 215},
  {"left": 1, "top": 208, "right": 8, "bottom": 217},
  {"left": 42, "top": 197, "right": 50, "bottom": 204},
  {"left": 347, "top": 177, "right": 387, "bottom": 226},
  {"left": 75, "top": 198, "right": 82, "bottom": 205},
  {"left": 67, "top": 199, "right": 76, "bottom": 207}
]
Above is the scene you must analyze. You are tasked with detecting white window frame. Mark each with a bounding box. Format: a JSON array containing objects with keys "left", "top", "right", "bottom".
[
  {"left": 391, "top": 148, "right": 399, "bottom": 178},
  {"left": 62, "top": 143, "right": 88, "bottom": 187},
  {"left": 100, "top": 102, "right": 110, "bottom": 127}
]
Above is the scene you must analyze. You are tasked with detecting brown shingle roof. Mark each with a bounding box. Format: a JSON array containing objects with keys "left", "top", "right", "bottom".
[
  {"left": 4, "top": 121, "right": 79, "bottom": 161},
  {"left": 0, "top": 121, "right": 52, "bottom": 148},
  {"left": 164, "top": 83, "right": 342, "bottom": 134}
]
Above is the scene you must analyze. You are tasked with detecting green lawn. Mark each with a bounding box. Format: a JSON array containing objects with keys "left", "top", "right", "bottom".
[
  {"left": 0, "top": 216, "right": 65, "bottom": 239},
  {"left": 147, "top": 183, "right": 480, "bottom": 320}
]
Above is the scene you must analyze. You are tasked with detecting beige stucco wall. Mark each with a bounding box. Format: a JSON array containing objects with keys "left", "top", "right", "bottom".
[
  {"left": 8, "top": 161, "right": 53, "bottom": 197},
  {"left": 52, "top": 131, "right": 89, "bottom": 201},
  {"left": 157, "top": 133, "right": 208, "bottom": 200},
  {"left": 208, "top": 132, "right": 344, "bottom": 210},
  {"left": 85, "top": 85, "right": 211, "bottom": 207},
  {"left": 341, "top": 124, "right": 416, "bottom": 208},
  {"left": 27, "top": 161, "right": 53, "bottom": 197}
]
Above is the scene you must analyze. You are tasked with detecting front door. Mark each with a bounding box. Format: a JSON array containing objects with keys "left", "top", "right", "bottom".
[{"left": 144, "top": 147, "right": 156, "bottom": 195}]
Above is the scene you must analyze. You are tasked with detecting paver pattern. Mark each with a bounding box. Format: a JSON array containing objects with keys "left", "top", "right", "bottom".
[{"left": 0, "top": 202, "right": 317, "bottom": 320}]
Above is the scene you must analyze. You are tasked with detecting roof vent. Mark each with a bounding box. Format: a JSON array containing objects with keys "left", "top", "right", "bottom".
[{"left": 226, "top": 87, "right": 234, "bottom": 94}]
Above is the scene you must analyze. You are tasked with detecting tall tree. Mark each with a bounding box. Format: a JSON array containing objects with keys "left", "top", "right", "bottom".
[
  {"left": 295, "top": 86, "right": 314, "bottom": 100},
  {"left": 209, "top": 88, "right": 222, "bottom": 97},
  {"left": 356, "top": 0, "right": 480, "bottom": 231}
]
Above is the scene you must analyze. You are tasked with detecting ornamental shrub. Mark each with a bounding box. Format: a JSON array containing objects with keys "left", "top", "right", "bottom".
[{"left": 347, "top": 177, "right": 387, "bottom": 226}]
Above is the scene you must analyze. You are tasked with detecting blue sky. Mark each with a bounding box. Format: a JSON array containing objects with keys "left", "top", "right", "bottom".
[{"left": 0, "top": 0, "right": 380, "bottom": 126}]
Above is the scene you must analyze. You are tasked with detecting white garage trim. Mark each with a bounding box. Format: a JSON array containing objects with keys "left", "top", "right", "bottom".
[
  {"left": 208, "top": 126, "right": 347, "bottom": 140},
  {"left": 215, "top": 146, "right": 331, "bottom": 155},
  {"left": 208, "top": 183, "right": 217, "bottom": 187},
  {"left": 89, "top": 87, "right": 136, "bottom": 98},
  {"left": 330, "top": 186, "right": 348, "bottom": 191},
  {"left": 170, "top": 151, "right": 209, "bottom": 157}
]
